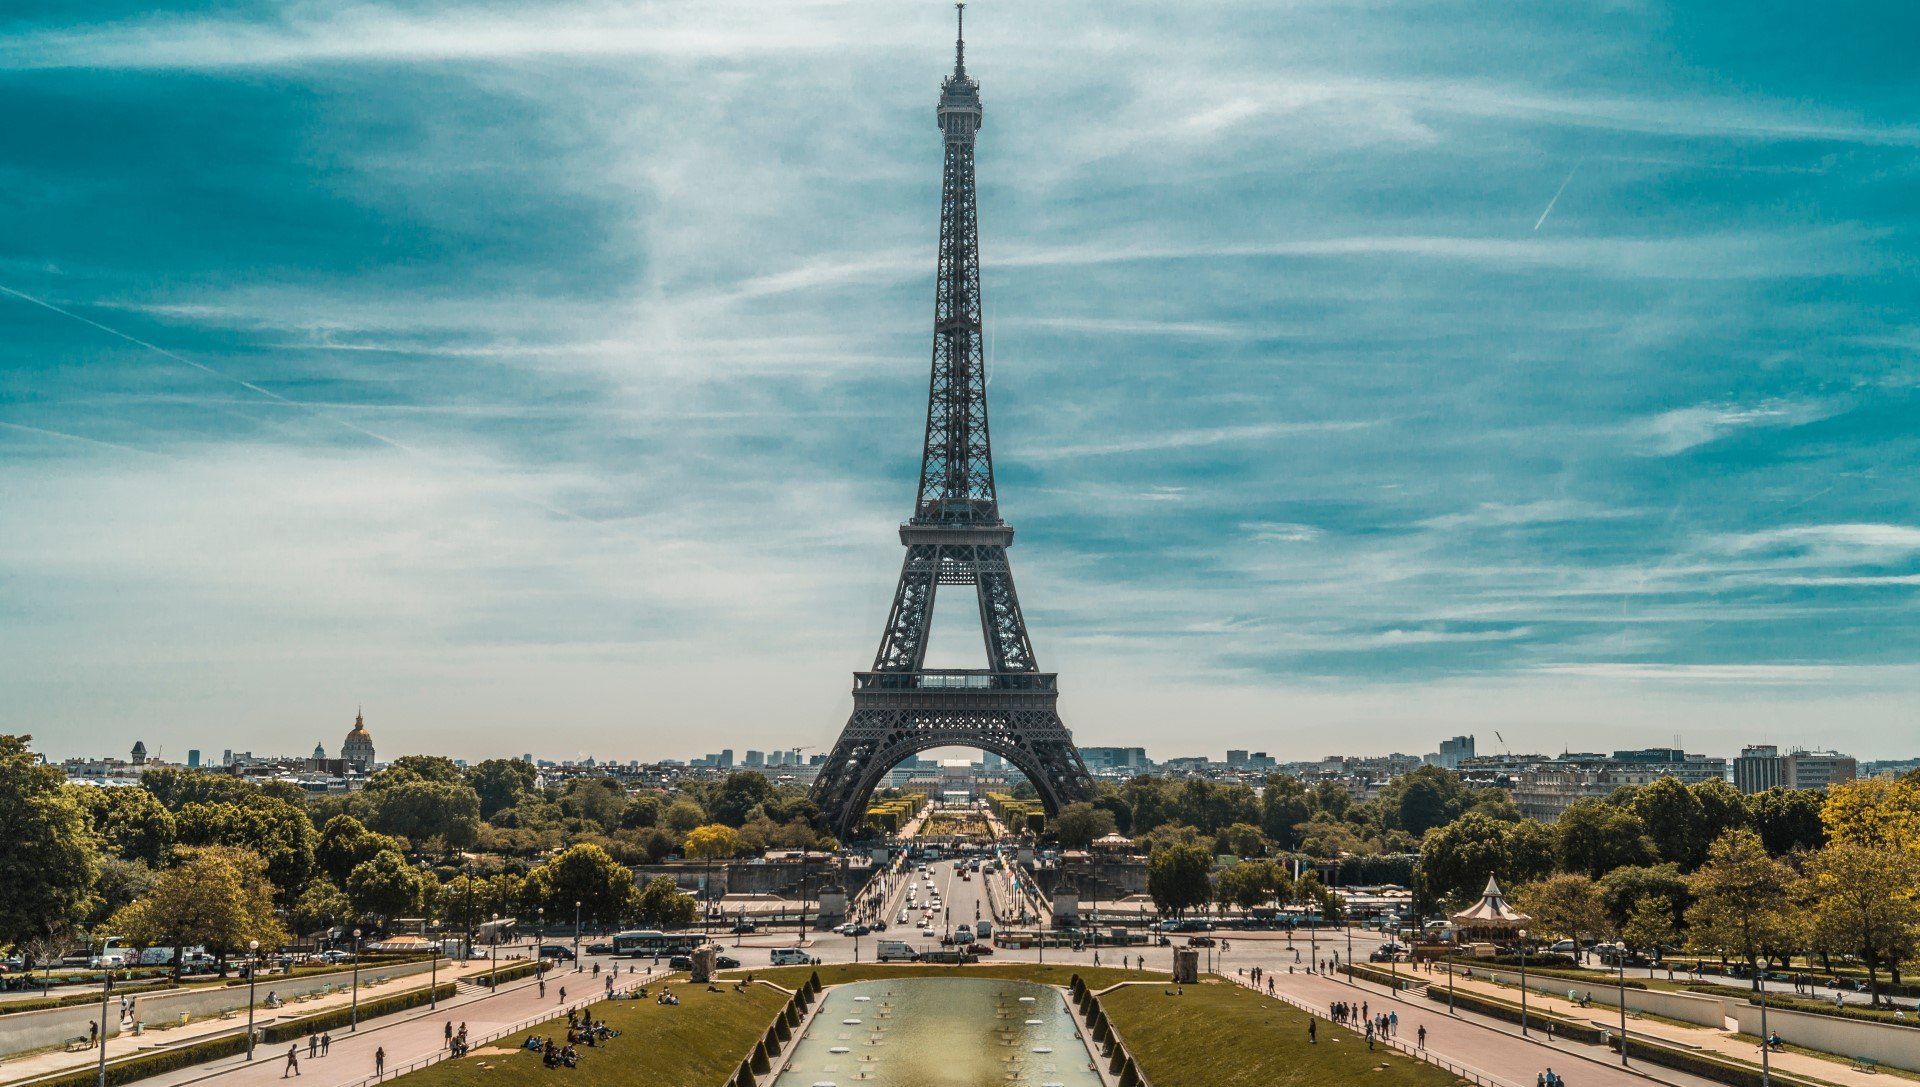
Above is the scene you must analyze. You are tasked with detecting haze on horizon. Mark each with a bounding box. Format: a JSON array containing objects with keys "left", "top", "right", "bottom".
[{"left": 5, "top": 1, "right": 1919, "bottom": 764}]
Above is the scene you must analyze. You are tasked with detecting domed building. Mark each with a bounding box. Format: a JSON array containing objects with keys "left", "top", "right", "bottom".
[{"left": 340, "top": 710, "right": 376, "bottom": 772}]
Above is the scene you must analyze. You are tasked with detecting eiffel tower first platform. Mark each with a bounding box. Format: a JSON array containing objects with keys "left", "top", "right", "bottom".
[{"left": 810, "top": 6, "right": 1093, "bottom": 840}]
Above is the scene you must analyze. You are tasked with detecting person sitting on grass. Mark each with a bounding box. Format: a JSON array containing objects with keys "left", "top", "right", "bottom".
[{"left": 560, "top": 1046, "right": 577, "bottom": 1069}]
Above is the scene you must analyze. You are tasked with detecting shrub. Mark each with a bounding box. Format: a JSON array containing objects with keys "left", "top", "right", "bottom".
[
  {"left": 1423, "top": 986, "right": 1605, "bottom": 1043},
  {"left": 1606, "top": 1033, "right": 1826, "bottom": 1087}
]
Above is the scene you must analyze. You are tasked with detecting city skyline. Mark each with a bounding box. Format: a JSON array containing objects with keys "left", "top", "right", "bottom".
[{"left": 7, "top": 2, "right": 1920, "bottom": 761}]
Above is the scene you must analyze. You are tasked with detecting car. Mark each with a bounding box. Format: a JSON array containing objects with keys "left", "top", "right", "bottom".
[
  {"left": 714, "top": 954, "right": 741, "bottom": 970},
  {"left": 667, "top": 955, "right": 693, "bottom": 970},
  {"left": 966, "top": 942, "right": 995, "bottom": 956},
  {"left": 1549, "top": 940, "right": 1577, "bottom": 954},
  {"left": 922, "top": 927, "right": 937, "bottom": 937},
  {"left": 770, "top": 948, "right": 811, "bottom": 966},
  {"left": 850, "top": 925, "right": 871, "bottom": 937},
  {"left": 585, "top": 942, "right": 614, "bottom": 955},
  {"left": 1369, "top": 948, "right": 1397, "bottom": 963},
  {"left": 731, "top": 923, "right": 756, "bottom": 935},
  {"left": 538, "top": 945, "right": 576, "bottom": 961},
  {"left": 1186, "top": 936, "right": 1215, "bottom": 947},
  {"left": 317, "top": 949, "right": 354, "bottom": 963}
]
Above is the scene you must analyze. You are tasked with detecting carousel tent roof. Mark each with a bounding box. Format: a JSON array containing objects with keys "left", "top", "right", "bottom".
[{"left": 1449, "top": 875, "right": 1529, "bottom": 928}]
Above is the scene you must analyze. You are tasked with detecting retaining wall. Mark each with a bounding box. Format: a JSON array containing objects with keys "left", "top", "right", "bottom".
[
  {"left": 1729, "top": 1002, "right": 1920, "bottom": 1074},
  {"left": 1465, "top": 966, "right": 1733, "bottom": 1029}
]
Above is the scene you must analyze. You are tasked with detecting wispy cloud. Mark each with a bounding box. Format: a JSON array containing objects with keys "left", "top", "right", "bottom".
[{"left": 1625, "top": 399, "right": 1838, "bottom": 455}]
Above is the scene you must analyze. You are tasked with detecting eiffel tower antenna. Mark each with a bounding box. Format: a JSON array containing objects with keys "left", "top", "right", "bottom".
[{"left": 810, "top": 8, "right": 1092, "bottom": 839}]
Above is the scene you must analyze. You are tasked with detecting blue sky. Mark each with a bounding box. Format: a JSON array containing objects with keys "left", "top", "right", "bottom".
[{"left": 5, "top": 1, "right": 1919, "bottom": 764}]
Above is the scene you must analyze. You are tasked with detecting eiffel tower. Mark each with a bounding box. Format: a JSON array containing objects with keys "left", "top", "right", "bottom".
[{"left": 810, "top": 5, "right": 1093, "bottom": 840}]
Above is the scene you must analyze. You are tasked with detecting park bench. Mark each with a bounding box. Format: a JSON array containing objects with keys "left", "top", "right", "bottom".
[{"left": 1850, "top": 1056, "right": 1879, "bottom": 1073}]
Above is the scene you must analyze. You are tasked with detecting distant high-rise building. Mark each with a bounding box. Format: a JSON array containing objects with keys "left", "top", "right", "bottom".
[
  {"left": 130, "top": 740, "right": 147, "bottom": 766},
  {"left": 1078, "top": 747, "right": 1149, "bottom": 772},
  {"left": 1734, "top": 745, "right": 1783, "bottom": 794},
  {"left": 1785, "top": 749, "right": 1856, "bottom": 790},
  {"left": 718, "top": 748, "right": 735, "bottom": 769},
  {"left": 222, "top": 748, "right": 233, "bottom": 766},
  {"left": 1435, "top": 735, "right": 1475, "bottom": 770},
  {"left": 522, "top": 753, "right": 533, "bottom": 763},
  {"left": 745, "top": 750, "right": 765, "bottom": 768},
  {"left": 186, "top": 749, "right": 200, "bottom": 769},
  {"left": 1226, "top": 749, "right": 1249, "bottom": 767}
]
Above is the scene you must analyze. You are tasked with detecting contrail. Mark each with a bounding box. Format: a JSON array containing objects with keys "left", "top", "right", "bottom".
[
  {"left": 0, "top": 419, "right": 168, "bottom": 459},
  {"left": 1533, "top": 160, "right": 1582, "bottom": 232},
  {"left": 0, "top": 282, "right": 632, "bottom": 537}
]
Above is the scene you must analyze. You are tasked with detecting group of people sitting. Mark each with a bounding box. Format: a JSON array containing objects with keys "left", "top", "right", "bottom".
[
  {"left": 449, "top": 1024, "right": 471, "bottom": 1058},
  {"left": 520, "top": 1008, "right": 623, "bottom": 1070},
  {"left": 652, "top": 986, "right": 680, "bottom": 1006},
  {"left": 524, "top": 1036, "right": 577, "bottom": 1069}
]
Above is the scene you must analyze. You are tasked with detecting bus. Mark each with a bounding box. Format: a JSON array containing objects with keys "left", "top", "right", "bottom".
[{"left": 611, "top": 930, "right": 679, "bottom": 957}]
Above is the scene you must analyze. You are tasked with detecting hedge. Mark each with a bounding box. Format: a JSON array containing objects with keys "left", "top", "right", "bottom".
[
  {"left": 1423, "top": 985, "right": 1605, "bottom": 1044},
  {"left": 0, "top": 980, "right": 178, "bottom": 1017},
  {"left": 23, "top": 982, "right": 458, "bottom": 1087},
  {"left": 1443, "top": 959, "right": 1649, "bottom": 991},
  {"left": 1604, "top": 1032, "right": 1826, "bottom": 1087},
  {"left": 470, "top": 960, "right": 542, "bottom": 988},
  {"left": 222, "top": 953, "right": 436, "bottom": 988},
  {"left": 1341, "top": 963, "right": 1426, "bottom": 993}
]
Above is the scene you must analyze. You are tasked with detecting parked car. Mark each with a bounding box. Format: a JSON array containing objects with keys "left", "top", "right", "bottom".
[
  {"left": 1549, "top": 940, "right": 1577, "bottom": 955},
  {"left": 731, "top": 923, "right": 757, "bottom": 935},
  {"left": 584, "top": 942, "right": 614, "bottom": 955},
  {"left": 667, "top": 955, "right": 693, "bottom": 971},
  {"left": 714, "top": 954, "right": 741, "bottom": 970},
  {"left": 317, "top": 949, "right": 355, "bottom": 963},
  {"left": 1369, "top": 948, "right": 1398, "bottom": 963},
  {"left": 966, "top": 943, "right": 995, "bottom": 956},
  {"left": 850, "top": 925, "right": 871, "bottom": 937},
  {"left": 1186, "top": 936, "right": 1215, "bottom": 947},
  {"left": 538, "top": 944, "right": 576, "bottom": 961}
]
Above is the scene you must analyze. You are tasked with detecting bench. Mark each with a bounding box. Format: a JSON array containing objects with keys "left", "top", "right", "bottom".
[{"left": 1850, "top": 1056, "right": 1879, "bottom": 1073}]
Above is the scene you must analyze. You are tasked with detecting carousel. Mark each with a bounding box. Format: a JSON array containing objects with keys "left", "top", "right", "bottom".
[{"left": 1449, "top": 875, "right": 1530, "bottom": 951}]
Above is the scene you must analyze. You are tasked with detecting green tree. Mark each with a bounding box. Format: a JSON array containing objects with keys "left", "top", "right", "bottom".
[
  {"left": 1822, "top": 778, "right": 1920, "bottom": 853},
  {"left": 523, "top": 843, "right": 637, "bottom": 924},
  {"left": 87, "top": 857, "right": 156, "bottom": 926},
  {"left": 1212, "top": 822, "right": 1268, "bottom": 858},
  {"left": 376, "top": 755, "right": 466, "bottom": 785},
  {"left": 1597, "top": 863, "right": 1690, "bottom": 934},
  {"left": 1418, "top": 812, "right": 1551, "bottom": 903},
  {"left": 1685, "top": 828, "right": 1797, "bottom": 987},
  {"left": 633, "top": 876, "right": 698, "bottom": 927},
  {"left": 1751, "top": 787, "right": 1828, "bottom": 855},
  {"left": 1259, "top": 775, "right": 1312, "bottom": 850},
  {"left": 316, "top": 815, "right": 404, "bottom": 886},
  {"left": 1052, "top": 802, "right": 1116, "bottom": 851},
  {"left": 467, "top": 759, "right": 537, "bottom": 820},
  {"left": 345, "top": 849, "right": 435, "bottom": 923},
  {"left": 1515, "top": 874, "right": 1610, "bottom": 957},
  {"left": 174, "top": 796, "right": 316, "bottom": 897},
  {"left": 66, "top": 784, "right": 176, "bottom": 866},
  {"left": 111, "top": 846, "right": 286, "bottom": 968},
  {"left": 1379, "top": 766, "right": 1473, "bottom": 836},
  {"left": 1216, "top": 859, "right": 1286, "bottom": 911},
  {"left": 1806, "top": 843, "right": 1920, "bottom": 1007},
  {"left": 291, "top": 878, "right": 352, "bottom": 933},
  {"left": 0, "top": 736, "right": 99, "bottom": 948},
  {"left": 137, "top": 767, "right": 258, "bottom": 811},
  {"left": 620, "top": 793, "right": 666, "bottom": 830},
  {"left": 1555, "top": 800, "right": 1657, "bottom": 878},
  {"left": 1622, "top": 894, "right": 1677, "bottom": 958},
  {"left": 708, "top": 772, "right": 774, "bottom": 827},
  {"left": 1147, "top": 843, "right": 1214, "bottom": 917},
  {"left": 1626, "top": 778, "right": 1709, "bottom": 868},
  {"left": 558, "top": 778, "right": 628, "bottom": 832},
  {"left": 368, "top": 777, "right": 482, "bottom": 850},
  {"left": 664, "top": 798, "right": 707, "bottom": 833}
]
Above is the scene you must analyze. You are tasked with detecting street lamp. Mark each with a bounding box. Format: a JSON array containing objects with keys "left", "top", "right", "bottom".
[
  {"left": 489, "top": 914, "right": 500, "bottom": 989},
  {"left": 1617, "top": 947, "right": 1629, "bottom": 1065},
  {"left": 350, "top": 929, "right": 362, "bottom": 1031},
  {"left": 96, "top": 931, "right": 113, "bottom": 1087},
  {"left": 573, "top": 901, "right": 582, "bottom": 973},
  {"left": 1760, "top": 982, "right": 1771, "bottom": 1087},
  {"left": 1518, "top": 928, "right": 1530, "bottom": 1037},
  {"left": 1346, "top": 924, "right": 1354, "bottom": 985},
  {"left": 244, "top": 939, "right": 260, "bottom": 1059}
]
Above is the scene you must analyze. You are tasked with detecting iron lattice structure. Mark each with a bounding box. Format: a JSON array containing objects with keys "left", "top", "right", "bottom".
[{"left": 811, "top": 7, "right": 1093, "bottom": 840}]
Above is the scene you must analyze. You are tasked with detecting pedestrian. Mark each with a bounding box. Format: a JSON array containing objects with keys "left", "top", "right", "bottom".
[
  {"left": 308, "top": 1035, "right": 318, "bottom": 1059},
  {"left": 89, "top": 1021, "right": 98, "bottom": 1048},
  {"left": 1308, "top": 1019, "right": 1317, "bottom": 1044},
  {"left": 538, "top": 978, "right": 546, "bottom": 998},
  {"left": 283, "top": 1044, "right": 300, "bottom": 1078},
  {"left": 1365, "top": 1021, "right": 1375, "bottom": 1050},
  {"left": 374, "top": 1047, "right": 385, "bottom": 1078},
  {"left": 321, "top": 1033, "right": 331, "bottom": 1056},
  {"left": 559, "top": 986, "right": 566, "bottom": 1003},
  {"left": 444, "top": 1021, "right": 452, "bottom": 1049},
  {"left": 1417, "top": 1024, "right": 1426, "bottom": 1049}
]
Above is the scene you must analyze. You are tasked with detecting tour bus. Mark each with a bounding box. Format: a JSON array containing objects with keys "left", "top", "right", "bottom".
[{"left": 612, "top": 930, "right": 678, "bottom": 957}]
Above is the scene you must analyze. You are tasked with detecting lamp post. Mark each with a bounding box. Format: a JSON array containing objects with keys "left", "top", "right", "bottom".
[
  {"left": 1518, "top": 928, "right": 1530, "bottom": 1037},
  {"left": 96, "top": 932, "right": 113, "bottom": 1087},
  {"left": 1618, "top": 948, "right": 1629, "bottom": 1065},
  {"left": 574, "top": 901, "right": 582, "bottom": 972},
  {"left": 489, "top": 914, "right": 499, "bottom": 990},
  {"left": 244, "top": 939, "right": 260, "bottom": 1059},
  {"left": 1447, "top": 960, "right": 1456, "bottom": 1014},
  {"left": 1760, "top": 983, "right": 1772, "bottom": 1087},
  {"left": 350, "top": 929, "right": 362, "bottom": 1031},
  {"left": 1346, "top": 924, "right": 1354, "bottom": 985}
]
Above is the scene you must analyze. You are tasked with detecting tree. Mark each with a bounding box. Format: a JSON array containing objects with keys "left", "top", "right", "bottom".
[
  {"left": 1259, "top": 775, "right": 1312, "bottom": 850},
  {"left": 291, "top": 878, "right": 352, "bottom": 934},
  {"left": 1622, "top": 894, "right": 1678, "bottom": 958},
  {"left": 137, "top": 767, "right": 257, "bottom": 811},
  {"left": 368, "top": 777, "right": 482, "bottom": 850},
  {"left": 633, "top": 876, "right": 698, "bottom": 927},
  {"left": 66, "top": 784, "right": 176, "bottom": 866},
  {"left": 684, "top": 824, "right": 742, "bottom": 861},
  {"left": 1597, "top": 863, "right": 1690, "bottom": 934},
  {"left": 345, "top": 849, "right": 435, "bottom": 923},
  {"left": 111, "top": 846, "right": 286, "bottom": 966},
  {"left": 1147, "top": 843, "right": 1213, "bottom": 917},
  {"left": 523, "top": 843, "right": 637, "bottom": 925},
  {"left": 174, "top": 796, "right": 316, "bottom": 898},
  {"left": 1212, "top": 822, "right": 1268, "bottom": 858},
  {"left": 316, "top": 815, "right": 404, "bottom": 886},
  {"left": 467, "top": 759, "right": 537, "bottom": 820},
  {"left": 1685, "top": 829, "right": 1797, "bottom": 987},
  {"left": 558, "top": 779, "right": 628, "bottom": 833},
  {"left": 1555, "top": 801, "right": 1657, "bottom": 878},
  {"left": 1052, "top": 803, "right": 1116, "bottom": 851},
  {"left": 0, "top": 736, "right": 100, "bottom": 948},
  {"left": 1806, "top": 843, "right": 1920, "bottom": 1007},
  {"left": 1515, "top": 875, "right": 1609, "bottom": 959},
  {"left": 708, "top": 772, "right": 774, "bottom": 827},
  {"left": 1216, "top": 859, "right": 1285, "bottom": 911},
  {"left": 1418, "top": 812, "right": 1538, "bottom": 903},
  {"left": 88, "top": 857, "right": 156, "bottom": 926},
  {"left": 1380, "top": 766, "right": 1473, "bottom": 836},
  {"left": 1626, "top": 778, "right": 1709, "bottom": 869},
  {"left": 621, "top": 793, "right": 666, "bottom": 830},
  {"left": 376, "top": 755, "right": 467, "bottom": 785},
  {"left": 1751, "top": 788, "right": 1827, "bottom": 855},
  {"left": 664, "top": 798, "right": 707, "bottom": 833}
]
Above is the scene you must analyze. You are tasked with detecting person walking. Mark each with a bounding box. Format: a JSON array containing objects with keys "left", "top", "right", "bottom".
[
  {"left": 283, "top": 1044, "right": 300, "bottom": 1078},
  {"left": 538, "top": 978, "right": 546, "bottom": 998},
  {"left": 1308, "top": 1019, "right": 1317, "bottom": 1044},
  {"left": 308, "top": 1035, "right": 318, "bottom": 1060},
  {"left": 89, "top": 1022, "right": 98, "bottom": 1048},
  {"left": 1417, "top": 1024, "right": 1426, "bottom": 1048},
  {"left": 374, "top": 1047, "right": 385, "bottom": 1079},
  {"left": 558, "top": 986, "right": 566, "bottom": 1004},
  {"left": 444, "top": 1021, "right": 453, "bottom": 1049},
  {"left": 320, "top": 1033, "right": 331, "bottom": 1056}
]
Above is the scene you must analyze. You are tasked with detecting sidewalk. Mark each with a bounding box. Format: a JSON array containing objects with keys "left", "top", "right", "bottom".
[
  {"left": 1438, "top": 965, "right": 1889, "bottom": 1086},
  {"left": 0, "top": 958, "right": 512, "bottom": 1087}
]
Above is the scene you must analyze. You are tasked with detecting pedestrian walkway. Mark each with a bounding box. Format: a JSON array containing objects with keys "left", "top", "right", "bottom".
[
  {"left": 1434, "top": 964, "right": 1892, "bottom": 1086},
  {"left": 0, "top": 959, "right": 512, "bottom": 1087}
]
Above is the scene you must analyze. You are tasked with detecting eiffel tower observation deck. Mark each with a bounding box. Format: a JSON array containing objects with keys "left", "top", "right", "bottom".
[{"left": 811, "top": 5, "right": 1094, "bottom": 840}]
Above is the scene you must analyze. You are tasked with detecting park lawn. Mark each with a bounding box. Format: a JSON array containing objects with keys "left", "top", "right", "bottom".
[
  {"left": 389, "top": 983, "right": 785, "bottom": 1087},
  {"left": 727, "top": 962, "right": 1150, "bottom": 991},
  {"left": 1100, "top": 980, "right": 1470, "bottom": 1087}
]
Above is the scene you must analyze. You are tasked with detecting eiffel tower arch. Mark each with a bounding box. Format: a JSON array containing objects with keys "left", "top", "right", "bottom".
[{"left": 810, "top": 6, "right": 1092, "bottom": 841}]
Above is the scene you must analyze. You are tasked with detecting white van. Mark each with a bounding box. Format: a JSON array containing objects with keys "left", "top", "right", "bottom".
[
  {"left": 876, "top": 941, "right": 918, "bottom": 963},
  {"left": 770, "top": 947, "right": 811, "bottom": 966}
]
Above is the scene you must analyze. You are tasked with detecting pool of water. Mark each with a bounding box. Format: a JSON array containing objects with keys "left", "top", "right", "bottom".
[{"left": 772, "top": 976, "right": 1104, "bottom": 1087}]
